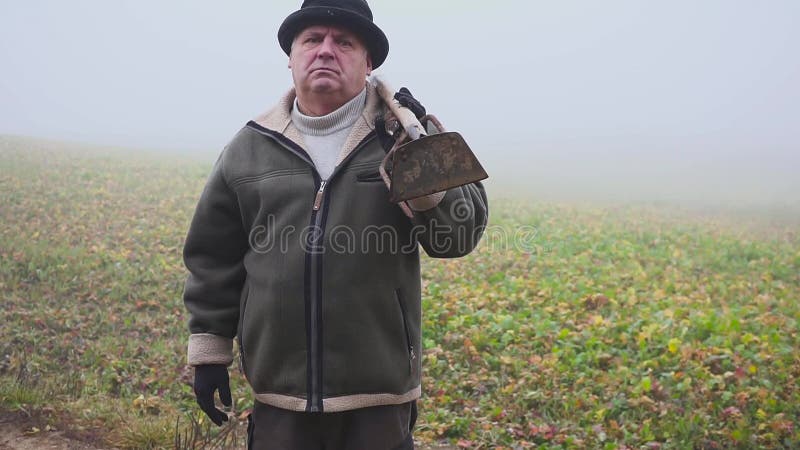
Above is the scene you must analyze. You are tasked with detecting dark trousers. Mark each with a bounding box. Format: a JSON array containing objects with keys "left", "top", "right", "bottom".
[{"left": 247, "top": 400, "right": 417, "bottom": 450}]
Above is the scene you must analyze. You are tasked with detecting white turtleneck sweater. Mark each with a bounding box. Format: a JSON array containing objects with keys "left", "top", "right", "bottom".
[{"left": 291, "top": 89, "right": 366, "bottom": 181}]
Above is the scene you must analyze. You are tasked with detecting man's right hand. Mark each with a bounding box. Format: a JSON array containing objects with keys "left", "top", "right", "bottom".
[{"left": 193, "top": 364, "right": 232, "bottom": 426}]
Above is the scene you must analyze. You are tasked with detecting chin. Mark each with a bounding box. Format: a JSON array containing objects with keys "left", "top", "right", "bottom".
[{"left": 310, "top": 82, "right": 339, "bottom": 94}]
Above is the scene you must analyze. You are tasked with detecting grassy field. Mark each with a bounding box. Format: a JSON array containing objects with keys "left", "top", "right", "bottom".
[{"left": 1, "top": 135, "right": 799, "bottom": 449}]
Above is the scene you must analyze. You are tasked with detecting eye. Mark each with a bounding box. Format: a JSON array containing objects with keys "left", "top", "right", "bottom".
[{"left": 337, "top": 38, "right": 353, "bottom": 48}]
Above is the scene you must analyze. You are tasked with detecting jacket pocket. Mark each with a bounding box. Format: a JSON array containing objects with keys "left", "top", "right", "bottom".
[
  {"left": 356, "top": 170, "right": 384, "bottom": 183},
  {"left": 237, "top": 281, "right": 251, "bottom": 376},
  {"left": 394, "top": 288, "right": 416, "bottom": 374}
]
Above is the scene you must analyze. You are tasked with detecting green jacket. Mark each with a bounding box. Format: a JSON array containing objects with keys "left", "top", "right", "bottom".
[{"left": 183, "top": 84, "right": 488, "bottom": 413}]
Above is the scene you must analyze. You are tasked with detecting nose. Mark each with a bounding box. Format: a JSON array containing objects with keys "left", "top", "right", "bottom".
[{"left": 317, "top": 35, "right": 335, "bottom": 59}]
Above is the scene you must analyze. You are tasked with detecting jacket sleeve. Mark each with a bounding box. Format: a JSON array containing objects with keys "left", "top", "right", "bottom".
[
  {"left": 409, "top": 180, "right": 488, "bottom": 258},
  {"left": 183, "top": 151, "right": 249, "bottom": 366}
]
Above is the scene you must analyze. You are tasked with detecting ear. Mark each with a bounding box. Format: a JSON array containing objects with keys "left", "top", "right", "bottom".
[{"left": 366, "top": 55, "right": 373, "bottom": 75}]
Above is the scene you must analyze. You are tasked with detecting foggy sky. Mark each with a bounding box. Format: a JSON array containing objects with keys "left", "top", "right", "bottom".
[{"left": 2, "top": 1, "right": 798, "bottom": 207}]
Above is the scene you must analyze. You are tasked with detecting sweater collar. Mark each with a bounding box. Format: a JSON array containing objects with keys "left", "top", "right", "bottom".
[
  {"left": 253, "top": 82, "right": 384, "bottom": 165},
  {"left": 291, "top": 88, "right": 366, "bottom": 136},
  {"left": 254, "top": 82, "right": 382, "bottom": 139}
]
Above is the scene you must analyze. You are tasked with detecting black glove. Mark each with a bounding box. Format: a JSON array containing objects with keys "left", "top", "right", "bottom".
[
  {"left": 375, "top": 88, "right": 426, "bottom": 153},
  {"left": 193, "top": 364, "right": 232, "bottom": 426},
  {"left": 394, "top": 87, "right": 426, "bottom": 119}
]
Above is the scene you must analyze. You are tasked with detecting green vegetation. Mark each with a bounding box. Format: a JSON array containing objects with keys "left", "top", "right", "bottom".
[{"left": 1, "top": 136, "right": 798, "bottom": 449}]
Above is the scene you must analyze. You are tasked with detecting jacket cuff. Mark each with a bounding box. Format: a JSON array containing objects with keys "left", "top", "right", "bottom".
[
  {"left": 407, "top": 191, "right": 446, "bottom": 212},
  {"left": 187, "top": 333, "right": 234, "bottom": 366}
]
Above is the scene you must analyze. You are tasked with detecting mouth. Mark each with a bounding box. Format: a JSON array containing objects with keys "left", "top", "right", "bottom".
[{"left": 312, "top": 67, "right": 338, "bottom": 75}]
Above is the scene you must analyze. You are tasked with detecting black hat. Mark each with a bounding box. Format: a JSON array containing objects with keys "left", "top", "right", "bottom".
[{"left": 278, "top": 0, "right": 389, "bottom": 69}]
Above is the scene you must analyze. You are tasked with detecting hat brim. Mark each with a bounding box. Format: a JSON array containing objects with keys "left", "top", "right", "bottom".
[{"left": 278, "top": 6, "right": 389, "bottom": 69}]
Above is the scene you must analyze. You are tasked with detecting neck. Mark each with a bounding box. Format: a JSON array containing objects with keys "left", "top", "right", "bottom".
[
  {"left": 296, "top": 91, "right": 360, "bottom": 117},
  {"left": 292, "top": 89, "right": 366, "bottom": 136}
]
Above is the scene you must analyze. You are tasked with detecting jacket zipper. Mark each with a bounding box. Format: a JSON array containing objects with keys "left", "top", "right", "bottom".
[
  {"left": 247, "top": 122, "right": 376, "bottom": 412},
  {"left": 313, "top": 181, "right": 327, "bottom": 210},
  {"left": 307, "top": 136, "right": 375, "bottom": 411},
  {"left": 307, "top": 179, "right": 328, "bottom": 412},
  {"left": 395, "top": 289, "right": 416, "bottom": 374}
]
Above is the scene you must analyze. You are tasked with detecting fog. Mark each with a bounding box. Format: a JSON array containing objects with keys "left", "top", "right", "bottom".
[{"left": 2, "top": 1, "right": 798, "bottom": 209}]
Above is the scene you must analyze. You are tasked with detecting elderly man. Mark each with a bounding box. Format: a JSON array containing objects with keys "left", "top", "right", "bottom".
[{"left": 182, "top": 0, "right": 488, "bottom": 448}]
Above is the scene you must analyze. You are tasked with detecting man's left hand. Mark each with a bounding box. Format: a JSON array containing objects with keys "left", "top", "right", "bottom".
[
  {"left": 394, "top": 87, "right": 426, "bottom": 119},
  {"left": 376, "top": 87, "right": 426, "bottom": 152}
]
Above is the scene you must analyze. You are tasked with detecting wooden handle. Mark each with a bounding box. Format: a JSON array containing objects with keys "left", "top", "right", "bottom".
[{"left": 372, "top": 76, "right": 426, "bottom": 140}]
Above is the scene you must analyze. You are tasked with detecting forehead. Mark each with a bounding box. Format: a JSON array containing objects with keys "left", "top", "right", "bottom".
[{"left": 296, "top": 24, "right": 361, "bottom": 40}]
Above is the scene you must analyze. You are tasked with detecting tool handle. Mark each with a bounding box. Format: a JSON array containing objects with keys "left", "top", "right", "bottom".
[{"left": 372, "top": 76, "right": 426, "bottom": 140}]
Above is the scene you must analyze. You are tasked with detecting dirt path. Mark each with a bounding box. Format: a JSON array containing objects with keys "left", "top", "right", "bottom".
[
  {"left": 0, "top": 423, "right": 99, "bottom": 450},
  {"left": 0, "top": 418, "right": 104, "bottom": 450}
]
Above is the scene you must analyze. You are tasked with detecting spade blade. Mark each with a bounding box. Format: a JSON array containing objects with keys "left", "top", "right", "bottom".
[{"left": 388, "top": 132, "right": 488, "bottom": 203}]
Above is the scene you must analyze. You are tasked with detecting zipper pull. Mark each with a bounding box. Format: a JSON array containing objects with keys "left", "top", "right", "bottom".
[
  {"left": 409, "top": 345, "right": 416, "bottom": 373},
  {"left": 313, "top": 180, "right": 327, "bottom": 211}
]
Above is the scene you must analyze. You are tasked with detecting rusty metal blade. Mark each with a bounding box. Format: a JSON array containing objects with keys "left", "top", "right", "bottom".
[{"left": 388, "top": 132, "right": 488, "bottom": 203}]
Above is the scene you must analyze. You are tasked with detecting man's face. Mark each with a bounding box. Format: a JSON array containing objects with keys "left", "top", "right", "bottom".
[{"left": 289, "top": 25, "right": 372, "bottom": 108}]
